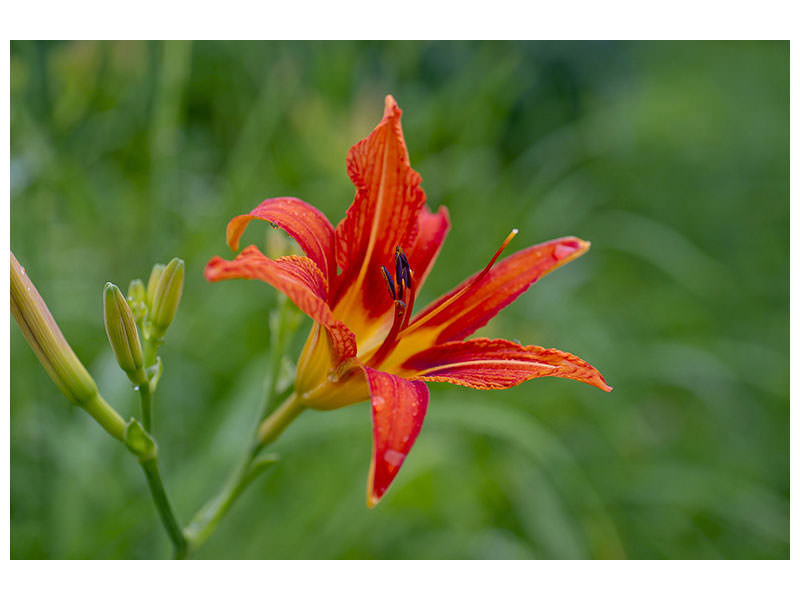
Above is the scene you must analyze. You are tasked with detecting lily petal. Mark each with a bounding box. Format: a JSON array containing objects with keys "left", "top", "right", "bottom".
[
  {"left": 226, "top": 197, "right": 337, "bottom": 289},
  {"left": 365, "top": 367, "right": 429, "bottom": 508},
  {"left": 333, "top": 95, "right": 427, "bottom": 321},
  {"left": 405, "top": 205, "right": 450, "bottom": 292},
  {"left": 403, "top": 338, "right": 612, "bottom": 392},
  {"left": 400, "top": 237, "right": 590, "bottom": 348},
  {"left": 205, "top": 245, "right": 355, "bottom": 366}
]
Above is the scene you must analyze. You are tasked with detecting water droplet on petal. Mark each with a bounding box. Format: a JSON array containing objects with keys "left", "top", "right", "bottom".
[
  {"left": 384, "top": 449, "right": 404, "bottom": 467},
  {"left": 133, "top": 385, "right": 140, "bottom": 391},
  {"left": 373, "top": 395, "right": 385, "bottom": 409}
]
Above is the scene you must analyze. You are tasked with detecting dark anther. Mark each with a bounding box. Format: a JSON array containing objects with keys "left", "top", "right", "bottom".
[
  {"left": 401, "top": 263, "right": 411, "bottom": 290},
  {"left": 394, "top": 246, "right": 412, "bottom": 293},
  {"left": 381, "top": 265, "right": 396, "bottom": 300},
  {"left": 394, "top": 248, "right": 404, "bottom": 294}
]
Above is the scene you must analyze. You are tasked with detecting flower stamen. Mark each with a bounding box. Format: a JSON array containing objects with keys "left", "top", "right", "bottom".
[
  {"left": 367, "top": 248, "right": 419, "bottom": 366},
  {"left": 398, "top": 228, "right": 518, "bottom": 339}
]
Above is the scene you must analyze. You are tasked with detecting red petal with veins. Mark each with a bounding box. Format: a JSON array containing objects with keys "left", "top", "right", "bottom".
[
  {"left": 226, "top": 197, "right": 337, "bottom": 289},
  {"left": 405, "top": 205, "right": 450, "bottom": 292},
  {"left": 333, "top": 95, "right": 427, "bottom": 318},
  {"left": 406, "top": 237, "right": 591, "bottom": 345},
  {"left": 404, "top": 338, "right": 612, "bottom": 392},
  {"left": 364, "top": 367, "right": 429, "bottom": 508},
  {"left": 205, "top": 246, "right": 355, "bottom": 365}
]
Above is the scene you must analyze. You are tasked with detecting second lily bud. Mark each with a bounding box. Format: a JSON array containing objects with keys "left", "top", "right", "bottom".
[
  {"left": 149, "top": 258, "right": 184, "bottom": 342},
  {"left": 103, "top": 282, "right": 148, "bottom": 387}
]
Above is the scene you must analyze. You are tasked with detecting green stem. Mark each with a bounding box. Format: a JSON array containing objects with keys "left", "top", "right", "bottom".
[
  {"left": 182, "top": 392, "right": 304, "bottom": 554},
  {"left": 138, "top": 384, "right": 153, "bottom": 432},
  {"left": 256, "top": 391, "right": 304, "bottom": 447},
  {"left": 143, "top": 336, "right": 161, "bottom": 369},
  {"left": 139, "top": 454, "right": 187, "bottom": 559},
  {"left": 183, "top": 451, "right": 278, "bottom": 552},
  {"left": 82, "top": 391, "right": 127, "bottom": 442}
]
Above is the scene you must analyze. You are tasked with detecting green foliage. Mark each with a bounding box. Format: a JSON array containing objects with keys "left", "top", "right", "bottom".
[{"left": 10, "top": 41, "right": 788, "bottom": 559}]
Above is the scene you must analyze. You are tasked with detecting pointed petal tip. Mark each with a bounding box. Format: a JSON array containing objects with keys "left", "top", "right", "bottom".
[
  {"left": 384, "top": 94, "right": 399, "bottom": 117},
  {"left": 366, "top": 491, "right": 380, "bottom": 509},
  {"left": 584, "top": 360, "right": 612, "bottom": 392},
  {"left": 366, "top": 456, "right": 382, "bottom": 508}
]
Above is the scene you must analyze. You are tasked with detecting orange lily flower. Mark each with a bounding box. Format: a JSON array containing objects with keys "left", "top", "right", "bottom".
[{"left": 206, "top": 95, "right": 611, "bottom": 507}]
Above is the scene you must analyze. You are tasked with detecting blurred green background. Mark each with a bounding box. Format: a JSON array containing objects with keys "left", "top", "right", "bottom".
[{"left": 10, "top": 41, "right": 788, "bottom": 559}]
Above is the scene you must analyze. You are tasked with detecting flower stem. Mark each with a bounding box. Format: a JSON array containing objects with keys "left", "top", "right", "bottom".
[
  {"left": 256, "top": 391, "right": 304, "bottom": 447},
  {"left": 138, "top": 383, "right": 153, "bottom": 432},
  {"left": 143, "top": 336, "right": 161, "bottom": 371},
  {"left": 182, "top": 451, "right": 278, "bottom": 552},
  {"left": 182, "top": 392, "right": 304, "bottom": 555},
  {"left": 82, "top": 391, "right": 128, "bottom": 442},
  {"left": 138, "top": 453, "right": 187, "bottom": 559}
]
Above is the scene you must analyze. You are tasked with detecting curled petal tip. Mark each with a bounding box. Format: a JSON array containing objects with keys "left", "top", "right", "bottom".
[
  {"left": 203, "top": 256, "right": 223, "bottom": 282},
  {"left": 551, "top": 237, "right": 591, "bottom": 263}
]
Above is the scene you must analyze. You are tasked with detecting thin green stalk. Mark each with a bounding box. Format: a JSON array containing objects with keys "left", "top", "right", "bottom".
[
  {"left": 139, "top": 384, "right": 153, "bottom": 432},
  {"left": 139, "top": 454, "right": 187, "bottom": 559},
  {"left": 183, "top": 392, "right": 304, "bottom": 554},
  {"left": 256, "top": 391, "right": 305, "bottom": 447},
  {"left": 143, "top": 336, "right": 161, "bottom": 370},
  {"left": 183, "top": 451, "right": 278, "bottom": 552},
  {"left": 82, "top": 391, "right": 127, "bottom": 442}
]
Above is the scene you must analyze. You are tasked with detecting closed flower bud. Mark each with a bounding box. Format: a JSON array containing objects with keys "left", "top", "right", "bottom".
[
  {"left": 146, "top": 263, "right": 165, "bottom": 309},
  {"left": 103, "top": 282, "right": 147, "bottom": 386},
  {"left": 11, "top": 252, "right": 127, "bottom": 441},
  {"left": 10, "top": 252, "right": 99, "bottom": 406},
  {"left": 150, "top": 257, "right": 184, "bottom": 340}
]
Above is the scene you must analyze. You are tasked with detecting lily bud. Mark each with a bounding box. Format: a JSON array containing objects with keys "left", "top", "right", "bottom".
[
  {"left": 150, "top": 257, "right": 184, "bottom": 340},
  {"left": 127, "top": 278, "right": 147, "bottom": 323},
  {"left": 10, "top": 252, "right": 99, "bottom": 406},
  {"left": 146, "top": 263, "right": 165, "bottom": 309},
  {"left": 103, "top": 282, "right": 147, "bottom": 386}
]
